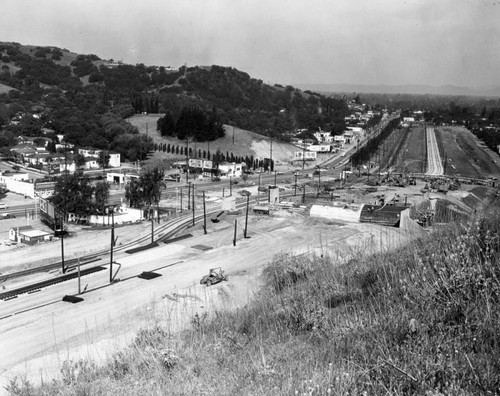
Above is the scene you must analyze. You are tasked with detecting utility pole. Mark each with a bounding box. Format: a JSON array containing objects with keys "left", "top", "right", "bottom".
[
  {"left": 203, "top": 191, "right": 207, "bottom": 234},
  {"left": 60, "top": 211, "right": 65, "bottom": 273},
  {"left": 77, "top": 257, "right": 81, "bottom": 294},
  {"left": 274, "top": 171, "right": 277, "bottom": 187},
  {"left": 230, "top": 176, "right": 232, "bottom": 196},
  {"left": 180, "top": 188, "right": 183, "bottom": 212},
  {"left": 186, "top": 137, "right": 190, "bottom": 183},
  {"left": 294, "top": 174, "right": 298, "bottom": 196},
  {"left": 244, "top": 194, "right": 249, "bottom": 238},
  {"left": 150, "top": 211, "right": 154, "bottom": 244},
  {"left": 233, "top": 219, "right": 237, "bottom": 246},
  {"left": 302, "top": 142, "right": 306, "bottom": 170},
  {"left": 188, "top": 182, "right": 191, "bottom": 210},
  {"left": 269, "top": 136, "right": 273, "bottom": 174},
  {"left": 192, "top": 184, "right": 195, "bottom": 227},
  {"left": 110, "top": 208, "right": 114, "bottom": 283}
]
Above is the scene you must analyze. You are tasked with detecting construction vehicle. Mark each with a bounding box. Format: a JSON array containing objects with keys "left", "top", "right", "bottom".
[{"left": 200, "top": 267, "right": 228, "bottom": 286}]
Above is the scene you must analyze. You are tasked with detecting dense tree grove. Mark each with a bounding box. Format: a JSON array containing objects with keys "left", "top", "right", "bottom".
[
  {"left": 0, "top": 42, "right": 353, "bottom": 153},
  {"left": 156, "top": 106, "right": 225, "bottom": 141}
]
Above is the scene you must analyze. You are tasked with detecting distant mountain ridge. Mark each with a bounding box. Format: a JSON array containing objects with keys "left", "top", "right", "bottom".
[{"left": 295, "top": 83, "right": 500, "bottom": 98}]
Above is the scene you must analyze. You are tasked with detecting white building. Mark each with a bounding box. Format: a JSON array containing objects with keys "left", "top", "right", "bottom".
[
  {"left": 108, "top": 153, "right": 121, "bottom": 168},
  {"left": 78, "top": 148, "right": 121, "bottom": 168},
  {"left": 313, "top": 131, "right": 334, "bottom": 144},
  {"left": 334, "top": 135, "right": 346, "bottom": 144},
  {"left": 346, "top": 126, "right": 364, "bottom": 135},
  {"left": 218, "top": 162, "right": 244, "bottom": 177}
]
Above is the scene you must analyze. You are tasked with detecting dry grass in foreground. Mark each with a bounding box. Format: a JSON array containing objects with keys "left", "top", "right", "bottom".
[{"left": 7, "top": 207, "right": 500, "bottom": 395}]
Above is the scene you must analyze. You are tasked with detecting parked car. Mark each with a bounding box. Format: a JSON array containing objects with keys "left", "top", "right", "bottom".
[{"left": 0, "top": 213, "right": 15, "bottom": 219}]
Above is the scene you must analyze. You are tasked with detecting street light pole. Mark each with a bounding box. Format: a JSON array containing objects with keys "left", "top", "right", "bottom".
[{"left": 294, "top": 174, "right": 298, "bottom": 196}]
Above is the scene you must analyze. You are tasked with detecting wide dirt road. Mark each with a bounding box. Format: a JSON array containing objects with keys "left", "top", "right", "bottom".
[{"left": 0, "top": 212, "right": 409, "bottom": 391}]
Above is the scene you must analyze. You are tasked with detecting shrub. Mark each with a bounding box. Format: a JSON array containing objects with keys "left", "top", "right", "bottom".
[{"left": 262, "top": 253, "right": 316, "bottom": 292}]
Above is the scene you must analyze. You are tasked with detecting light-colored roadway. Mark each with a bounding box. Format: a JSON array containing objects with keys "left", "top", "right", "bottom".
[{"left": 425, "top": 125, "right": 444, "bottom": 176}]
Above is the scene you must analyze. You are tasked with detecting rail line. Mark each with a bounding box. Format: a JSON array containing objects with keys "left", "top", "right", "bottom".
[
  {"left": 0, "top": 209, "right": 214, "bottom": 283},
  {"left": 0, "top": 200, "right": 249, "bottom": 295},
  {"left": 0, "top": 266, "right": 106, "bottom": 301}
]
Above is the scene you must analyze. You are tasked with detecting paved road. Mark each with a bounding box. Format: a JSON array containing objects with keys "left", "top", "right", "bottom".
[{"left": 425, "top": 125, "right": 444, "bottom": 176}]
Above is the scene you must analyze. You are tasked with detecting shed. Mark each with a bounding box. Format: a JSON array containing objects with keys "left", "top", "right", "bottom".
[
  {"left": 360, "top": 205, "right": 409, "bottom": 227},
  {"left": 9, "top": 225, "right": 52, "bottom": 244}
]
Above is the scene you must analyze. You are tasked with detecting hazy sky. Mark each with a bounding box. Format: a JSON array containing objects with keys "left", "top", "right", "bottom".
[{"left": 1, "top": 0, "right": 500, "bottom": 88}]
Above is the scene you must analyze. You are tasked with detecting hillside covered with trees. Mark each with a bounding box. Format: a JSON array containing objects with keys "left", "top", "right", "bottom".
[{"left": 0, "top": 42, "right": 350, "bottom": 162}]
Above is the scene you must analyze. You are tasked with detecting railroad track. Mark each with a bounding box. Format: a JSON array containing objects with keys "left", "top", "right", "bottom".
[
  {"left": 0, "top": 201, "right": 247, "bottom": 287},
  {"left": 0, "top": 213, "right": 192, "bottom": 284},
  {"left": 0, "top": 265, "right": 106, "bottom": 301}
]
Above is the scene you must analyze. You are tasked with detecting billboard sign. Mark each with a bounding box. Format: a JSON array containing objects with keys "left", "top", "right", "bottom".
[
  {"left": 203, "top": 160, "right": 213, "bottom": 169},
  {"left": 39, "top": 197, "right": 56, "bottom": 218},
  {"left": 188, "top": 159, "right": 203, "bottom": 168},
  {"left": 188, "top": 159, "right": 213, "bottom": 169},
  {"left": 294, "top": 151, "right": 317, "bottom": 161},
  {"left": 309, "top": 145, "right": 331, "bottom": 153}
]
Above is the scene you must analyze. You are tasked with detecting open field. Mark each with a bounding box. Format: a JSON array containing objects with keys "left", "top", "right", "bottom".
[
  {"left": 401, "top": 125, "right": 426, "bottom": 173},
  {"left": 380, "top": 124, "right": 500, "bottom": 179},
  {"left": 126, "top": 114, "right": 298, "bottom": 163},
  {"left": 435, "top": 126, "right": 499, "bottom": 178}
]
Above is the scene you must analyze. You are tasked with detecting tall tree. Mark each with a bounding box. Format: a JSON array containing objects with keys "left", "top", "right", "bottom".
[
  {"left": 52, "top": 172, "right": 95, "bottom": 215},
  {"left": 94, "top": 181, "right": 110, "bottom": 211}
]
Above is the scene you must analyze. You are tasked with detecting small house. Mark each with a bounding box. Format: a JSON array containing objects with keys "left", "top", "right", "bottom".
[{"left": 9, "top": 226, "right": 52, "bottom": 245}]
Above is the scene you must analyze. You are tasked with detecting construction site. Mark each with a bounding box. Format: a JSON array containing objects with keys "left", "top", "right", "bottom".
[{"left": 0, "top": 123, "right": 499, "bottom": 389}]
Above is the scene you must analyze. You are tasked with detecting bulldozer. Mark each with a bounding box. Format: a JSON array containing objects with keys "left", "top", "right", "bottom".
[{"left": 200, "top": 267, "right": 228, "bottom": 286}]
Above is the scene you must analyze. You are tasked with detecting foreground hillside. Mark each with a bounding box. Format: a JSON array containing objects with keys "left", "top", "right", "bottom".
[{"left": 7, "top": 195, "right": 500, "bottom": 395}]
